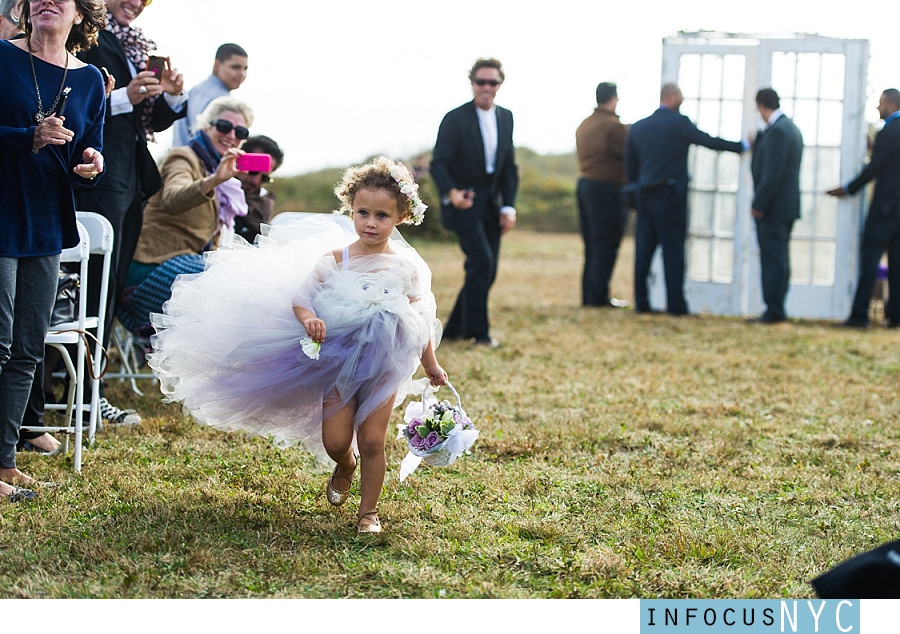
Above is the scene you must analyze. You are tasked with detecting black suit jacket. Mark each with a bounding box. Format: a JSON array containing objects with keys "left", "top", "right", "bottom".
[
  {"left": 626, "top": 106, "right": 743, "bottom": 192},
  {"left": 847, "top": 115, "right": 900, "bottom": 219},
  {"left": 751, "top": 114, "right": 804, "bottom": 223},
  {"left": 75, "top": 30, "right": 184, "bottom": 199},
  {"left": 430, "top": 101, "right": 518, "bottom": 232}
]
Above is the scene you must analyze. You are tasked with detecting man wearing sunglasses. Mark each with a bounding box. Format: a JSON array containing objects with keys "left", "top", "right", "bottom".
[
  {"left": 431, "top": 58, "right": 519, "bottom": 349},
  {"left": 233, "top": 135, "right": 285, "bottom": 244}
]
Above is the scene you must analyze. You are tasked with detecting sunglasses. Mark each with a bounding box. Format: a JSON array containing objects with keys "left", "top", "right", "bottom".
[
  {"left": 473, "top": 79, "right": 502, "bottom": 87},
  {"left": 248, "top": 172, "right": 274, "bottom": 184},
  {"left": 210, "top": 119, "right": 250, "bottom": 140}
]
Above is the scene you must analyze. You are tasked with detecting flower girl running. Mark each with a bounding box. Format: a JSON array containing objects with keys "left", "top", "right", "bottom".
[{"left": 149, "top": 157, "right": 447, "bottom": 533}]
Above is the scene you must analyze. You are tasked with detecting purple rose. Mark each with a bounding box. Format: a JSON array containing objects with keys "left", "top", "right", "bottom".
[
  {"left": 424, "top": 431, "right": 442, "bottom": 450},
  {"left": 406, "top": 419, "right": 422, "bottom": 437},
  {"left": 409, "top": 433, "right": 428, "bottom": 450}
]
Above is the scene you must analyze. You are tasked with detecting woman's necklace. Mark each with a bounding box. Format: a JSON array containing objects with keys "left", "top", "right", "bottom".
[{"left": 28, "top": 37, "right": 69, "bottom": 124}]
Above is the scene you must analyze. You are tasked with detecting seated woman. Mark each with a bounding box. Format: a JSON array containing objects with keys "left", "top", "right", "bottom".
[{"left": 118, "top": 97, "right": 253, "bottom": 338}]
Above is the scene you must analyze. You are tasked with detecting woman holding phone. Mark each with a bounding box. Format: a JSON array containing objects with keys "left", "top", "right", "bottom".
[
  {"left": 117, "top": 96, "right": 253, "bottom": 340},
  {"left": 0, "top": 0, "right": 107, "bottom": 499}
]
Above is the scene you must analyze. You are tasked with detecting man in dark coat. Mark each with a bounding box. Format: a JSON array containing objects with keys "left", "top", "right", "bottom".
[
  {"left": 749, "top": 88, "right": 804, "bottom": 324},
  {"left": 626, "top": 83, "right": 745, "bottom": 315},
  {"left": 75, "top": 0, "right": 186, "bottom": 424},
  {"left": 828, "top": 88, "right": 900, "bottom": 328},
  {"left": 431, "top": 58, "right": 518, "bottom": 348}
]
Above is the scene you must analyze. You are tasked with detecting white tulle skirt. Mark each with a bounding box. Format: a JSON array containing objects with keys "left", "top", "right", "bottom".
[{"left": 148, "top": 214, "right": 439, "bottom": 466}]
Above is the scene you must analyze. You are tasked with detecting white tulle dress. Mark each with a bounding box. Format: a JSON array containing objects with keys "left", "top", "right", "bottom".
[{"left": 148, "top": 214, "right": 441, "bottom": 465}]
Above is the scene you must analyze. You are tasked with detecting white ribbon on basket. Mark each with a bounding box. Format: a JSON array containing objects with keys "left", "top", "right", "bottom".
[{"left": 397, "top": 380, "right": 479, "bottom": 481}]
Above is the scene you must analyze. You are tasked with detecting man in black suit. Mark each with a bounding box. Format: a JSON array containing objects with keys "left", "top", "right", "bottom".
[
  {"left": 431, "top": 58, "right": 518, "bottom": 348},
  {"left": 749, "top": 88, "right": 804, "bottom": 324},
  {"left": 75, "top": 0, "right": 186, "bottom": 423},
  {"left": 626, "top": 83, "right": 745, "bottom": 315},
  {"left": 828, "top": 88, "right": 900, "bottom": 328}
]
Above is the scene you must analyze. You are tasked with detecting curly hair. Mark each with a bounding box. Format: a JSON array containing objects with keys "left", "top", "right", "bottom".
[
  {"left": 468, "top": 57, "right": 504, "bottom": 83},
  {"left": 334, "top": 156, "right": 421, "bottom": 225},
  {"left": 21, "top": 0, "right": 106, "bottom": 53}
]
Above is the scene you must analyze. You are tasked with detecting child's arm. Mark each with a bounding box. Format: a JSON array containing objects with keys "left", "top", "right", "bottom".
[
  {"left": 293, "top": 305, "right": 326, "bottom": 343},
  {"left": 420, "top": 340, "right": 448, "bottom": 387}
]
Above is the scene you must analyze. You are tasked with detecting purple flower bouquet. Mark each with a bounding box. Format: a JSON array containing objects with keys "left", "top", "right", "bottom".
[{"left": 396, "top": 382, "right": 478, "bottom": 481}]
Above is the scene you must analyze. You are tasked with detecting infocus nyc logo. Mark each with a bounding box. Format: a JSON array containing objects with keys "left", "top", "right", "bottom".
[{"left": 640, "top": 600, "right": 860, "bottom": 633}]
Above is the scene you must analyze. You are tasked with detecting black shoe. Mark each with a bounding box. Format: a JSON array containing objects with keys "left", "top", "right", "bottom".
[
  {"left": 746, "top": 315, "right": 786, "bottom": 324},
  {"left": 634, "top": 306, "right": 659, "bottom": 314},
  {"left": 474, "top": 337, "right": 500, "bottom": 349},
  {"left": 836, "top": 318, "right": 869, "bottom": 329}
]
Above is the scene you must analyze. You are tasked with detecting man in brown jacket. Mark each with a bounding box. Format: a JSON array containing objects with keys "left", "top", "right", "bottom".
[{"left": 575, "top": 82, "right": 630, "bottom": 308}]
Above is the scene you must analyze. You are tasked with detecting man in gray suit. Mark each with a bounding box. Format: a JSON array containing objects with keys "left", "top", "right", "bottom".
[{"left": 749, "top": 88, "right": 803, "bottom": 323}]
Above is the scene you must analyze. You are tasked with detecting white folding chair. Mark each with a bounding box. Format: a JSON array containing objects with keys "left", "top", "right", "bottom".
[
  {"left": 25, "top": 221, "right": 91, "bottom": 471},
  {"left": 74, "top": 211, "right": 114, "bottom": 442},
  {"left": 105, "top": 318, "right": 156, "bottom": 396}
]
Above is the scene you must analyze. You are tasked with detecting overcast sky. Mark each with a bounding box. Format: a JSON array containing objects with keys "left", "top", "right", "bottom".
[{"left": 138, "top": 0, "right": 895, "bottom": 176}]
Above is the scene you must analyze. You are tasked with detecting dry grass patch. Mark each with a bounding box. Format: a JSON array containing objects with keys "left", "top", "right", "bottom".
[{"left": 2, "top": 232, "right": 899, "bottom": 598}]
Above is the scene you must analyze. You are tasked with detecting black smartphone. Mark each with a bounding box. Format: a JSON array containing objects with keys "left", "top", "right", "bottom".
[
  {"left": 99, "top": 66, "right": 111, "bottom": 83},
  {"left": 146, "top": 55, "right": 167, "bottom": 76}
]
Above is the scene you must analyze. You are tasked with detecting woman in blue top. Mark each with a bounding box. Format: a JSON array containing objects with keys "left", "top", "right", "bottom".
[{"left": 0, "top": 0, "right": 106, "bottom": 500}]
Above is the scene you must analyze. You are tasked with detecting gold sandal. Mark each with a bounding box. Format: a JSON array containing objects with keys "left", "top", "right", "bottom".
[
  {"left": 356, "top": 509, "right": 382, "bottom": 534},
  {"left": 326, "top": 459, "right": 357, "bottom": 507}
]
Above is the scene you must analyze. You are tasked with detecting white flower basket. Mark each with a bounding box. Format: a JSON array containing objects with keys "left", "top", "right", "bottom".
[{"left": 396, "top": 382, "right": 478, "bottom": 480}]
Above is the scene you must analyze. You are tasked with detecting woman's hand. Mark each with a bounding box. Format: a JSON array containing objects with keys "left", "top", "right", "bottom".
[
  {"left": 73, "top": 147, "right": 104, "bottom": 180},
  {"left": 33, "top": 115, "right": 73, "bottom": 150},
  {"left": 127, "top": 70, "right": 163, "bottom": 105},
  {"left": 199, "top": 148, "right": 244, "bottom": 196}
]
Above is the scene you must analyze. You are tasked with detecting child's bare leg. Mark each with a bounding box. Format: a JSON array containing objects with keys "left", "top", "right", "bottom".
[
  {"left": 322, "top": 394, "right": 357, "bottom": 494},
  {"left": 356, "top": 395, "right": 395, "bottom": 518}
]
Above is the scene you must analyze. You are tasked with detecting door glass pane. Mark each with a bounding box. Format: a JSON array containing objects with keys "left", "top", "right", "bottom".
[
  {"left": 715, "top": 193, "right": 736, "bottom": 233},
  {"left": 796, "top": 195, "right": 815, "bottom": 236},
  {"left": 790, "top": 239, "right": 811, "bottom": 283},
  {"left": 700, "top": 54, "right": 723, "bottom": 99},
  {"left": 793, "top": 99, "right": 819, "bottom": 145},
  {"left": 795, "top": 53, "right": 821, "bottom": 98},
  {"left": 716, "top": 152, "right": 740, "bottom": 191},
  {"left": 721, "top": 101, "right": 743, "bottom": 140},
  {"left": 692, "top": 147, "right": 717, "bottom": 189},
  {"left": 771, "top": 52, "right": 796, "bottom": 98},
  {"left": 713, "top": 238, "right": 734, "bottom": 283},
  {"left": 818, "top": 101, "right": 843, "bottom": 147},
  {"left": 698, "top": 100, "right": 721, "bottom": 136},
  {"left": 815, "top": 195, "right": 838, "bottom": 238},
  {"left": 690, "top": 191, "right": 715, "bottom": 232},
  {"left": 679, "top": 54, "right": 702, "bottom": 98},
  {"left": 820, "top": 54, "right": 845, "bottom": 100},
  {"left": 722, "top": 55, "right": 745, "bottom": 100},
  {"left": 681, "top": 99, "right": 699, "bottom": 122},
  {"left": 689, "top": 237, "right": 711, "bottom": 280},
  {"left": 816, "top": 147, "right": 841, "bottom": 189},
  {"left": 812, "top": 241, "right": 836, "bottom": 285},
  {"left": 800, "top": 153, "right": 816, "bottom": 191}
]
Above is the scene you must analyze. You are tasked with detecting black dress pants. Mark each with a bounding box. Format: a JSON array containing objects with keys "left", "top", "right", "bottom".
[
  {"left": 577, "top": 178, "right": 627, "bottom": 306},
  {"left": 634, "top": 185, "right": 688, "bottom": 315},
  {"left": 755, "top": 217, "right": 794, "bottom": 321},
  {"left": 444, "top": 215, "right": 502, "bottom": 340},
  {"left": 848, "top": 211, "right": 900, "bottom": 325}
]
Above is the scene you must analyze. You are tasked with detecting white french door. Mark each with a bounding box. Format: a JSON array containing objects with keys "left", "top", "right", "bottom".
[{"left": 655, "top": 34, "right": 868, "bottom": 319}]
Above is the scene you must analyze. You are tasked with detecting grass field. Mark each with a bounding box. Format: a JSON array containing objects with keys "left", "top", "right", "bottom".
[{"left": 3, "top": 231, "right": 899, "bottom": 598}]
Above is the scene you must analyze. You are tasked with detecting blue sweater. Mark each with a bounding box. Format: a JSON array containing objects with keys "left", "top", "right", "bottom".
[{"left": 0, "top": 40, "right": 106, "bottom": 257}]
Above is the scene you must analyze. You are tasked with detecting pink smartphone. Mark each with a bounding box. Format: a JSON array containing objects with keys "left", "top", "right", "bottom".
[{"left": 236, "top": 153, "right": 272, "bottom": 172}]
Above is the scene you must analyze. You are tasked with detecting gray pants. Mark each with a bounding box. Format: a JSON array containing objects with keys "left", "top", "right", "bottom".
[{"left": 0, "top": 255, "right": 59, "bottom": 469}]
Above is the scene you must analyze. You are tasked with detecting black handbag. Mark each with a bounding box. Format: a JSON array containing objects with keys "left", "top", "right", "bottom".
[{"left": 50, "top": 271, "right": 79, "bottom": 327}]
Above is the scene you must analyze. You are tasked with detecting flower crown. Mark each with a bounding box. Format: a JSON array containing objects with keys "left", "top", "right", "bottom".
[{"left": 390, "top": 164, "right": 427, "bottom": 226}]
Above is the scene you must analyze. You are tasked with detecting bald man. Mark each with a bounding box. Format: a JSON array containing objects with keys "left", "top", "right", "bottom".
[{"left": 626, "top": 83, "right": 745, "bottom": 315}]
